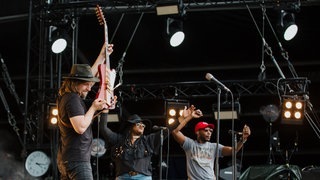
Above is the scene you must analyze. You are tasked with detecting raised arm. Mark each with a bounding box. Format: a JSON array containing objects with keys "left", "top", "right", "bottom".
[
  {"left": 99, "top": 112, "right": 120, "bottom": 145},
  {"left": 83, "top": 43, "right": 114, "bottom": 99},
  {"left": 222, "top": 124, "right": 251, "bottom": 156},
  {"left": 172, "top": 105, "right": 203, "bottom": 145},
  {"left": 91, "top": 43, "right": 114, "bottom": 77}
]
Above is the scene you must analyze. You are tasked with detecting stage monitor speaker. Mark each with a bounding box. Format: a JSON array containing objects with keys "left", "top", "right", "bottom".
[
  {"left": 301, "top": 166, "right": 320, "bottom": 180},
  {"left": 239, "top": 164, "right": 302, "bottom": 180},
  {"left": 220, "top": 166, "right": 240, "bottom": 180}
]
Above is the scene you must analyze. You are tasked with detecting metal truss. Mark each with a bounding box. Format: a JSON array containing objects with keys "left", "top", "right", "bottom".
[
  {"left": 117, "top": 79, "right": 284, "bottom": 101},
  {"left": 35, "top": 0, "right": 309, "bottom": 20}
]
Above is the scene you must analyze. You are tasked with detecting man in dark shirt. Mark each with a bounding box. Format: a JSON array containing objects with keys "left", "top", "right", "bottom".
[
  {"left": 100, "top": 114, "right": 167, "bottom": 180},
  {"left": 57, "top": 44, "right": 114, "bottom": 180}
]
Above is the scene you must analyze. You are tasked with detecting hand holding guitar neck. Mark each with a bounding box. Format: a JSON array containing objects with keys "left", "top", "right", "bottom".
[{"left": 95, "top": 5, "right": 117, "bottom": 109}]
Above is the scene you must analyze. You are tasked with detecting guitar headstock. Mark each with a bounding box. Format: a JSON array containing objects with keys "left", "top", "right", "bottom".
[{"left": 95, "top": 5, "right": 106, "bottom": 26}]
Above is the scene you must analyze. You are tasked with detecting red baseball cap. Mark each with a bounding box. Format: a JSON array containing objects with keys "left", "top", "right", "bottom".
[{"left": 194, "top": 122, "right": 215, "bottom": 133}]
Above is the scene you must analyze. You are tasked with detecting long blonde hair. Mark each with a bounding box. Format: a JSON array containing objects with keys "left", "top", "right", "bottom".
[{"left": 58, "top": 79, "right": 84, "bottom": 96}]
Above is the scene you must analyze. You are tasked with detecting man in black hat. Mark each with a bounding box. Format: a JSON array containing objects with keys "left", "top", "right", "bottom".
[
  {"left": 56, "top": 44, "right": 114, "bottom": 180},
  {"left": 100, "top": 113, "right": 166, "bottom": 180}
]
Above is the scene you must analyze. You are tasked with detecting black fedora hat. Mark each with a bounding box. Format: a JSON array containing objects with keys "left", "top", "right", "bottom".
[
  {"left": 127, "top": 114, "right": 151, "bottom": 128},
  {"left": 63, "top": 64, "right": 99, "bottom": 82}
]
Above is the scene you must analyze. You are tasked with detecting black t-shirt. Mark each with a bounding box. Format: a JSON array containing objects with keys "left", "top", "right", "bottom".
[
  {"left": 100, "top": 117, "right": 169, "bottom": 176},
  {"left": 57, "top": 92, "right": 93, "bottom": 162}
]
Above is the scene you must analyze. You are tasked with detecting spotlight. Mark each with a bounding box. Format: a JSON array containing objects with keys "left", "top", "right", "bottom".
[
  {"left": 49, "top": 26, "right": 68, "bottom": 54},
  {"left": 165, "top": 99, "right": 189, "bottom": 127},
  {"left": 281, "top": 95, "right": 305, "bottom": 125},
  {"left": 51, "top": 38, "right": 67, "bottom": 54},
  {"left": 166, "top": 18, "right": 185, "bottom": 47},
  {"left": 279, "top": 10, "right": 298, "bottom": 41},
  {"left": 47, "top": 103, "right": 58, "bottom": 129}
]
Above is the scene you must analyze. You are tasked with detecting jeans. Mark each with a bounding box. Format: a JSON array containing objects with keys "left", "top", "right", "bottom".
[
  {"left": 58, "top": 161, "right": 93, "bottom": 180},
  {"left": 116, "top": 173, "right": 152, "bottom": 180}
]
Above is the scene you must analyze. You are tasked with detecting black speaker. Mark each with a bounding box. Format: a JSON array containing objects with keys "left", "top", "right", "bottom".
[{"left": 239, "top": 164, "right": 302, "bottom": 180}]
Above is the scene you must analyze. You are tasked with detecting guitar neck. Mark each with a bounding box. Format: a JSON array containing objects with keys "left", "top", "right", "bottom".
[{"left": 104, "top": 24, "right": 111, "bottom": 70}]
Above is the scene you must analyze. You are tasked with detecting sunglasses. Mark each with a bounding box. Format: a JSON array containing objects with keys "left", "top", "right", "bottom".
[{"left": 135, "top": 122, "right": 146, "bottom": 128}]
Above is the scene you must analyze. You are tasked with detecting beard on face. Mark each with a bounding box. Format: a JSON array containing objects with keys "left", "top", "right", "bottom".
[{"left": 198, "top": 134, "right": 210, "bottom": 142}]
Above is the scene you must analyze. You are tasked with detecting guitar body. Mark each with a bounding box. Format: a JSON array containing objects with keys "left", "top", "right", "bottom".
[
  {"left": 95, "top": 5, "right": 117, "bottom": 109},
  {"left": 96, "top": 64, "right": 116, "bottom": 109}
]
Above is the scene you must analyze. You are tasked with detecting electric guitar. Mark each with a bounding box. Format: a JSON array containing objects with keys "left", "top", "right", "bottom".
[{"left": 95, "top": 5, "right": 116, "bottom": 109}]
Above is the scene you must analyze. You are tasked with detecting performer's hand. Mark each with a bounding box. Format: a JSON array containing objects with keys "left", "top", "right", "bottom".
[
  {"left": 107, "top": 43, "right": 114, "bottom": 55},
  {"left": 242, "top": 124, "right": 251, "bottom": 140},
  {"left": 192, "top": 109, "right": 203, "bottom": 118},
  {"left": 93, "top": 98, "right": 108, "bottom": 111},
  {"left": 180, "top": 105, "right": 203, "bottom": 121},
  {"left": 99, "top": 43, "right": 114, "bottom": 57}
]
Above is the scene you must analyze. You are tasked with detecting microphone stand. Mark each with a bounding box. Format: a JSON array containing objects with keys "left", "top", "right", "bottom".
[
  {"left": 230, "top": 91, "right": 236, "bottom": 180},
  {"left": 159, "top": 129, "right": 164, "bottom": 180},
  {"left": 214, "top": 88, "right": 221, "bottom": 178}
]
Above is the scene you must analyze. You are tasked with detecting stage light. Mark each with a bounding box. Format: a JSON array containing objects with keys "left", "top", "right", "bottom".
[
  {"left": 281, "top": 95, "right": 305, "bottom": 125},
  {"left": 51, "top": 38, "right": 67, "bottom": 54},
  {"left": 166, "top": 18, "right": 185, "bottom": 47},
  {"left": 165, "top": 99, "right": 189, "bottom": 127},
  {"left": 47, "top": 103, "right": 58, "bottom": 129},
  {"left": 279, "top": 10, "right": 298, "bottom": 41},
  {"left": 49, "top": 26, "right": 68, "bottom": 54}
]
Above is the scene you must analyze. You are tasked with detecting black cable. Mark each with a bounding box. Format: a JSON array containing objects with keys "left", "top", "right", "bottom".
[
  {"left": 110, "top": 13, "right": 124, "bottom": 43},
  {"left": 165, "top": 129, "right": 170, "bottom": 179},
  {"left": 244, "top": 1, "right": 287, "bottom": 80}
]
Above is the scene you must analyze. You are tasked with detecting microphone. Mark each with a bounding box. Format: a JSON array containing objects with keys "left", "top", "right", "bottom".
[
  {"left": 205, "top": 73, "right": 230, "bottom": 92},
  {"left": 228, "top": 130, "right": 242, "bottom": 135},
  {"left": 152, "top": 125, "right": 167, "bottom": 131}
]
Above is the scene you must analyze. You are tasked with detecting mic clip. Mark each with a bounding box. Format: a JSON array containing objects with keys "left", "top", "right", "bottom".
[
  {"left": 152, "top": 125, "right": 167, "bottom": 131},
  {"left": 228, "top": 130, "right": 242, "bottom": 136}
]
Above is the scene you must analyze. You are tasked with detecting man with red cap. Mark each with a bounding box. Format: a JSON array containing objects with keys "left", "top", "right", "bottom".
[{"left": 172, "top": 105, "right": 251, "bottom": 180}]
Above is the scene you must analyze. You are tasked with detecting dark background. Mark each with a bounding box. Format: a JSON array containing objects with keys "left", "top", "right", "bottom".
[{"left": 1, "top": 0, "right": 320, "bottom": 179}]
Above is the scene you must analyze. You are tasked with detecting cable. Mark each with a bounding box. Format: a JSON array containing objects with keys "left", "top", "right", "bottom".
[
  {"left": 116, "top": 12, "right": 144, "bottom": 86},
  {"left": 260, "top": 5, "right": 300, "bottom": 78},
  {"left": 245, "top": 2, "right": 287, "bottom": 80},
  {"left": 258, "top": 3, "right": 266, "bottom": 81},
  {"left": 165, "top": 129, "right": 170, "bottom": 179},
  {"left": 110, "top": 13, "right": 124, "bottom": 43}
]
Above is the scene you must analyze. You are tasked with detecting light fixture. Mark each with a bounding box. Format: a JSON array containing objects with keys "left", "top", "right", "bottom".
[
  {"left": 165, "top": 99, "right": 189, "bottom": 127},
  {"left": 279, "top": 10, "right": 298, "bottom": 41},
  {"left": 281, "top": 95, "right": 305, "bottom": 125},
  {"left": 49, "top": 26, "right": 68, "bottom": 54},
  {"left": 51, "top": 38, "right": 67, "bottom": 54},
  {"left": 47, "top": 103, "right": 58, "bottom": 129},
  {"left": 213, "top": 101, "right": 240, "bottom": 120},
  {"left": 166, "top": 18, "right": 185, "bottom": 47},
  {"left": 260, "top": 104, "right": 280, "bottom": 164},
  {"left": 156, "top": 4, "right": 179, "bottom": 16},
  {"left": 260, "top": 104, "right": 280, "bottom": 123}
]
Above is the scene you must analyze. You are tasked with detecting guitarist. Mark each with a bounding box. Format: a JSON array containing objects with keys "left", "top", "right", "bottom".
[{"left": 56, "top": 43, "right": 114, "bottom": 180}]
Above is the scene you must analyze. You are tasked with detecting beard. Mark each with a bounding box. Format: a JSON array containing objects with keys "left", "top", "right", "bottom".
[{"left": 198, "top": 135, "right": 210, "bottom": 143}]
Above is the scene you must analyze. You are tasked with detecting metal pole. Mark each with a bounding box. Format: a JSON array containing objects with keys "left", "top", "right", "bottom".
[{"left": 215, "top": 88, "right": 221, "bottom": 178}]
